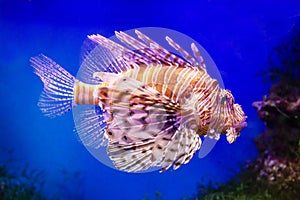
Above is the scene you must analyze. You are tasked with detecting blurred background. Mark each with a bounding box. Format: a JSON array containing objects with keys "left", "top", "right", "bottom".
[{"left": 0, "top": 0, "right": 299, "bottom": 199}]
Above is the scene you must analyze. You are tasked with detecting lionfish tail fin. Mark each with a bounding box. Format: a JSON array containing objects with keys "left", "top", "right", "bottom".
[{"left": 30, "top": 54, "right": 76, "bottom": 118}]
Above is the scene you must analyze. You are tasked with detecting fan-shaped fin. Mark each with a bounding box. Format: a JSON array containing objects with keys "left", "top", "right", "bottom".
[
  {"left": 134, "top": 30, "right": 191, "bottom": 67},
  {"left": 73, "top": 105, "right": 108, "bottom": 148},
  {"left": 88, "top": 34, "right": 145, "bottom": 68},
  {"left": 88, "top": 30, "right": 206, "bottom": 74},
  {"left": 160, "top": 124, "right": 201, "bottom": 172},
  {"left": 121, "top": 30, "right": 194, "bottom": 68},
  {"left": 99, "top": 73, "right": 181, "bottom": 142},
  {"left": 107, "top": 119, "right": 201, "bottom": 172},
  {"left": 115, "top": 31, "right": 161, "bottom": 65},
  {"left": 166, "top": 36, "right": 203, "bottom": 70},
  {"left": 78, "top": 40, "right": 131, "bottom": 84},
  {"left": 30, "top": 54, "right": 75, "bottom": 117},
  {"left": 191, "top": 43, "right": 206, "bottom": 70}
]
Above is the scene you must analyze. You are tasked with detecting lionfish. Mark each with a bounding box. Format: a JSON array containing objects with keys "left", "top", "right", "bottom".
[{"left": 31, "top": 30, "right": 247, "bottom": 172}]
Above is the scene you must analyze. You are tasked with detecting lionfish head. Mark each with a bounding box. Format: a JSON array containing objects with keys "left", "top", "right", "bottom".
[
  {"left": 222, "top": 89, "right": 247, "bottom": 143},
  {"left": 233, "top": 104, "right": 247, "bottom": 131}
]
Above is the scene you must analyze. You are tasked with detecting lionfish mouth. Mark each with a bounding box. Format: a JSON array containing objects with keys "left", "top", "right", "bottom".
[{"left": 233, "top": 103, "right": 247, "bottom": 131}]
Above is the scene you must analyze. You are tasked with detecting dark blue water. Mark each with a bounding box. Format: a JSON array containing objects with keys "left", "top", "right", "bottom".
[{"left": 1, "top": 0, "right": 299, "bottom": 199}]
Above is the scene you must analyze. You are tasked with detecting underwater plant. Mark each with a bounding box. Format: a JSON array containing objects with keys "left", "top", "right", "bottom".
[
  {"left": 0, "top": 149, "right": 46, "bottom": 200},
  {"left": 185, "top": 165, "right": 299, "bottom": 200},
  {"left": 142, "top": 191, "right": 163, "bottom": 200},
  {"left": 0, "top": 148, "right": 83, "bottom": 200}
]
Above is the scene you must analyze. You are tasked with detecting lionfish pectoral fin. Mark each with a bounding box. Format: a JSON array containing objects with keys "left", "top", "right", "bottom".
[
  {"left": 107, "top": 125, "right": 202, "bottom": 173},
  {"left": 105, "top": 75, "right": 182, "bottom": 142},
  {"left": 197, "top": 128, "right": 220, "bottom": 158},
  {"left": 198, "top": 136, "right": 219, "bottom": 159},
  {"left": 107, "top": 128, "right": 182, "bottom": 173},
  {"left": 206, "top": 129, "right": 221, "bottom": 140},
  {"left": 104, "top": 74, "right": 202, "bottom": 172},
  {"left": 104, "top": 80, "right": 186, "bottom": 172},
  {"left": 107, "top": 138, "right": 162, "bottom": 172},
  {"left": 107, "top": 121, "right": 180, "bottom": 172},
  {"left": 226, "top": 127, "right": 239, "bottom": 144},
  {"left": 30, "top": 54, "right": 76, "bottom": 118},
  {"left": 160, "top": 125, "right": 201, "bottom": 172},
  {"left": 107, "top": 114, "right": 202, "bottom": 172},
  {"left": 73, "top": 105, "right": 108, "bottom": 148}
]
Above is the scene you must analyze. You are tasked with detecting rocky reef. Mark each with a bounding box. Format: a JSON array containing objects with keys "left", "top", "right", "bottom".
[
  {"left": 251, "top": 24, "right": 300, "bottom": 196},
  {"left": 251, "top": 78, "right": 300, "bottom": 195}
]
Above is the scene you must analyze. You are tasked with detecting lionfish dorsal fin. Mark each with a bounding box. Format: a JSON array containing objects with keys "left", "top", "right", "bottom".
[
  {"left": 115, "top": 31, "right": 162, "bottom": 65},
  {"left": 78, "top": 38, "right": 131, "bottom": 84},
  {"left": 115, "top": 30, "right": 195, "bottom": 68},
  {"left": 166, "top": 36, "right": 207, "bottom": 71},
  {"left": 88, "top": 30, "right": 207, "bottom": 73},
  {"left": 88, "top": 33, "right": 151, "bottom": 69},
  {"left": 191, "top": 43, "right": 207, "bottom": 70},
  {"left": 134, "top": 30, "right": 207, "bottom": 71},
  {"left": 134, "top": 30, "right": 195, "bottom": 68}
]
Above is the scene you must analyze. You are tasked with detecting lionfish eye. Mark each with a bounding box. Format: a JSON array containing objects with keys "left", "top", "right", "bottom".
[{"left": 221, "top": 96, "right": 228, "bottom": 104}]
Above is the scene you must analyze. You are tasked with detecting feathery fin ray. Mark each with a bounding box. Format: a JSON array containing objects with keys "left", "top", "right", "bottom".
[
  {"left": 87, "top": 30, "right": 207, "bottom": 72},
  {"left": 30, "top": 54, "right": 75, "bottom": 117}
]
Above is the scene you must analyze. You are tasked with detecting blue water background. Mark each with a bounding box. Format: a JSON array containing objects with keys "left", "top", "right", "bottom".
[{"left": 1, "top": 0, "right": 299, "bottom": 199}]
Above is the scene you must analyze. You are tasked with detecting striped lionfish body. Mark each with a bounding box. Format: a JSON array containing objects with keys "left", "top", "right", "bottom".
[{"left": 31, "top": 29, "right": 247, "bottom": 172}]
